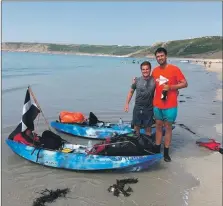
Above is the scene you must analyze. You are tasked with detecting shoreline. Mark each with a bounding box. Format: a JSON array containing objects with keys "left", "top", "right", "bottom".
[
  {"left": 1, "top": 49, "right": 129, "bottom": 58},
  {"left": 2, "top": 49, "right": 222, "bottom": 60},
  {"left": 185, "top": 59, "right": 222, "bottom": 206},
  {"left": 190, "top": 58, "right": 222, "bottom": 100}
]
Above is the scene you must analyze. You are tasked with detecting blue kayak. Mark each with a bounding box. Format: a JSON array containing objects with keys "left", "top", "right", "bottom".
[
  {"left": 6, "top": 139, "right": 163, "bottom": 172},
  {"left": 51, "top": 121, "right": 132, "bottom": 139},
  {"left": 50, "top": 121, "right": 174, "bottom": 139}
]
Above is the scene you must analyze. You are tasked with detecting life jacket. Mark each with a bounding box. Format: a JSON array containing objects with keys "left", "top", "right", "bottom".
[
  {"left": 59, "top": 111, "right": 86, "bottom": 124},
  {"left": 88, "top": 138, "right": 111, "bottom": 154},
  {"left": 13, "top": 130, "right": 39, "bottom": 146},
  {"left": 13, "top": 129, "right": 65, "bottom": 150},
  {"left": 196, "top": 138, "right": 221, "bottom": 151}
]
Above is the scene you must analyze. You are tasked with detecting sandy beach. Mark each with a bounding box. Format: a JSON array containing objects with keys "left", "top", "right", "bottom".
[
  {"left": 185, "top": 152, "right": 222, "bottom": 206},
  {"left": 185, "top": 59, "right": 222, "bottom": 206},
  {"left": 190, "top": 59, "right": 222, "bottom": 80},
  {"left": 193, "top": 59, "right": 222, "bottom": 102},
  {"left": 190, "top": 58, "right": 222, "bottom": 100}
]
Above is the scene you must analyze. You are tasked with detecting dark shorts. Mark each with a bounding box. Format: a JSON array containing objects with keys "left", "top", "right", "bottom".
[{"left": 132, "top": 106, "right": 154, "bottom": 127}]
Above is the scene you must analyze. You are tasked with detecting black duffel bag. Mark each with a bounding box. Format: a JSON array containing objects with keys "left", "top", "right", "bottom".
[{"left": 39, "top": 130, "right": 65, "bottom": 150}]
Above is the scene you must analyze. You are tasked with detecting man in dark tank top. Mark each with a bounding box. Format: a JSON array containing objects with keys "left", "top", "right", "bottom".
[{"left": 124, "top": 61, "right": 155, "bottom": 136}]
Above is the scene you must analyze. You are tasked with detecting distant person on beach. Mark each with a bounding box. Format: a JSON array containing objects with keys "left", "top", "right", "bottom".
[
  {"left": 209, "top": 61, "right": 212, "bottom": 68},
  {"left": 124, "top": 61, "right": 155, "bottom": 136},
  {"left": 152, "top": 47, "right": 188, "bottom": 162}
]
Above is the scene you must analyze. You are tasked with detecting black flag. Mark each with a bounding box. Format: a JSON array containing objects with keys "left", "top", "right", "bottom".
[{"left": 8, "top": 88, "right": 40, "bottom": 140}]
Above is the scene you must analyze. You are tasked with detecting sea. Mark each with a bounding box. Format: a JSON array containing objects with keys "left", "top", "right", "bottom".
[{"left": 1, "top": 51, "right": 222, "bottom": 206}]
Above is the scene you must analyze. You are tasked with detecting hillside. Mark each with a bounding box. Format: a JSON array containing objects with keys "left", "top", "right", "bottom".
[
  {"left": 129, "top": 36, "right": 223, "bottom": 58},
  {"left": 1, "top": 42, "right": 146, "bottom": 56},
  {"left": 2, "top": 36, "right": 222, "bottom": 58}
]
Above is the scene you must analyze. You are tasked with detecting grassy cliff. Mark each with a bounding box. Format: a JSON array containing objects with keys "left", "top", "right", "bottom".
[
  {"left": 2, "top": 42, "right": 146, "bottom": 56},
  {"left": 129, "top": 36, "right": 222, "bottom": 58},
  {"left": 2, "top": 36, "right": 222, "bottom": 58},
  {"left": 47, "top": 44, "right": 146, "bottom": 56}
]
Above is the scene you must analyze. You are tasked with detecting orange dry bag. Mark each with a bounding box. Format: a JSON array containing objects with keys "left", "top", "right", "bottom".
[{"left": 59, "top": 111, "right": 86, "bottom": 124}]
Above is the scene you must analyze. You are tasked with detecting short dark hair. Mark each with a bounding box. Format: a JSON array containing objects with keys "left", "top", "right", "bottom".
[
  {"left": 140, "top": 61, "right": 151, "bottom": 70},
  {"left": 154, "top": 47, "right": 167, "bottom": 56}
]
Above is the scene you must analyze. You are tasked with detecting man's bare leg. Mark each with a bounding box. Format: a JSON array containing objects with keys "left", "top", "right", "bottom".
[
  {"left": 163, "top": 121, "right": 172, "bottom": 162},
  {"left": 134, "top": 125, "right": 140, "bottom": 136},
  {"left": 154, "top": 120, "right": 163, "bottom": 153},
  {"left": 155, "top": 120, "right": 163, "bottom": 145},
  {"left": 164, "top": 121, "right": 172, "bottom": 148},
  {"left": 145, "top": 127, "right": 151, "bottom": 136}
]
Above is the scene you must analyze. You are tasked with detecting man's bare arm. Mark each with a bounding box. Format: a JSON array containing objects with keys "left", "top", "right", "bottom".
[
  {"left": 124, "top": 86, "right": 135, "bottom": 112},
  {"left": 126, "top": 88, "right": 135, "bottom": 104},
  {"left": 164, "top": 79, "right": 188, "bottom": 91},
  {"left": 170, "top": 79, "right": 188, "bottom": 90}
]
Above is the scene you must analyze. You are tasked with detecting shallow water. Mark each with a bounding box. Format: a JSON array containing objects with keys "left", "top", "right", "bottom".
[{"left": 2, "top": 52, "right": 222, "bottom": 206}]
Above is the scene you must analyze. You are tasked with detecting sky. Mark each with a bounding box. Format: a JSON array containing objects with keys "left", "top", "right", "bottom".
[{"left": 2, "top": 1, "right": 222, "bottom": 46}]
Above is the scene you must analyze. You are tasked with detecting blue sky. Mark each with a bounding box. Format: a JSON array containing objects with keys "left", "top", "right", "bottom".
[{"left": 2, "top": 2, "right": 222, "bottom": 46}]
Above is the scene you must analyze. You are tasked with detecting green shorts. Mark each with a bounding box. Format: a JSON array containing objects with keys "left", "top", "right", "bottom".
[{"left": 153, "top": 107, "right": 177, "bottom": 123}]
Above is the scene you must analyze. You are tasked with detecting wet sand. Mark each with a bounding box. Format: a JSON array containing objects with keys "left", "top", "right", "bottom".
[
  {"left": 192, "top": 59, "right": 222, "bottom": 102},
  {"left": 184, "top": 153, "right": 222, "bottom": 206},
  {"left": 185, "top": 59, "right": 222, "bottom": 206},
  {"left": 189, "top": 59, "right": 222, "bottom": 81}
]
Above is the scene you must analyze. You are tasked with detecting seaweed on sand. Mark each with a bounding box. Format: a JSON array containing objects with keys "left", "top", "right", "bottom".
[
  {"left": 108, "top": 178, "right": 138, "bottom": 197},
  {"left": 33, "top": 188, "right": 70, "bottom": 206}
]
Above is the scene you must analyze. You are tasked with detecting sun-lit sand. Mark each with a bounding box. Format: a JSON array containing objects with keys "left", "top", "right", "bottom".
[
  {"left": 185, "top": 152, "right": 222, "bottom": 206},
  {"left": 192, "top": 59, "right": 222, "bottom": 101},
  {"left": 190, "top": 59, "right": 222, "bottom": 81},
  {"left": 186, "top": 58, "right": 222, "bottom": 206}
]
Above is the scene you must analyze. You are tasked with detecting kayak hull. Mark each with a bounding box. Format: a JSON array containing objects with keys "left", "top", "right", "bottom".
[
  {"left": 6, "top": 139, "right": 163, "bottom": 172},
  {"left": 50, "top": 121, "right": 171, "bottom": 139},
  {"left": 51, "top": 121, "right": 133, "bottom": 139}
]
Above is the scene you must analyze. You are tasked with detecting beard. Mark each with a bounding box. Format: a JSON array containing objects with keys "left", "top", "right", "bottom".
[{"left": 158, "top": 59, "right": 167, "bottom": 66}]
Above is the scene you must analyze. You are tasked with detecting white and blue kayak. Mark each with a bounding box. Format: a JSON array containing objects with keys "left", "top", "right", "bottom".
[
  {"left": 51, "top": 112, "right": 174, "bottom": 139},
  {"left": 6, "top": 138, "right": 163, "bottom": 172},
  {"left": 50, "top": 120, "right": 173, "bottom": 139},
  {"left": 51, "top": 120, "right": 132, "bottom": 139}
]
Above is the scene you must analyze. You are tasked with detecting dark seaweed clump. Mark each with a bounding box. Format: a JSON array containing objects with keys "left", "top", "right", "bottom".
[
  {"left": 33, "top": 188, "right": 70, "bottom": 206},
  {"left": 108, "top": 178, "right": 138, "bottom": 197}
]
